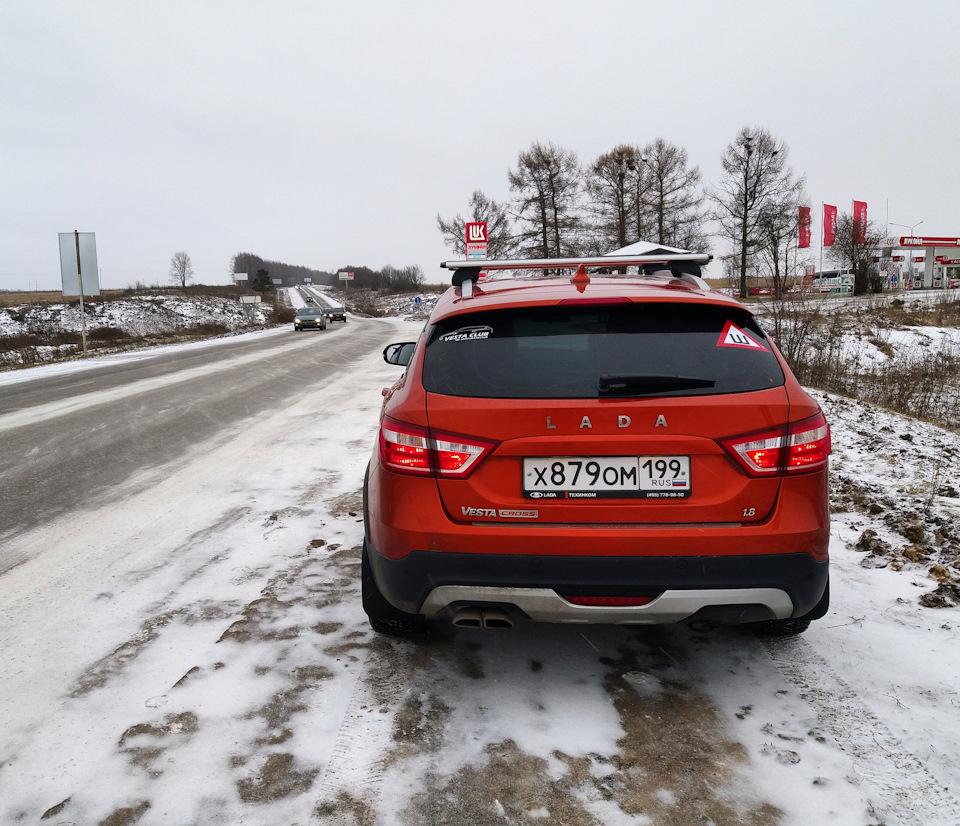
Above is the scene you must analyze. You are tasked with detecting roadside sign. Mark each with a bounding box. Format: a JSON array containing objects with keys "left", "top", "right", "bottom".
[
  {"left": 466, "top": 221, "right": 488, "bottom": 260},
  {"left": 338, "top": 271, "right": 354, "bottom": 281},
  {"left": 59, "top": 232, "right": 100, "bottom": 297},
  {"left": 899, "top": 236, "right": 960, "bottom": 247},
  {"left": 58, "top": 230, "right": 99, "bottom": 357}
]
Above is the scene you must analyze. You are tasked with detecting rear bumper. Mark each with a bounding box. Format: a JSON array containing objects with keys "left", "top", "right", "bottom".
[
  {"left": 365, "top": 543, "right": 828, "bottom": 624},
  {"left": 364, "top": 458, "right": 829, "bottom": 625}
]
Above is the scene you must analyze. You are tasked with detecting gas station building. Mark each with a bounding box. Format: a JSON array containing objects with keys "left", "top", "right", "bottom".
[{"left": 879, "top": 235, "right": 960, "bottom": 290}]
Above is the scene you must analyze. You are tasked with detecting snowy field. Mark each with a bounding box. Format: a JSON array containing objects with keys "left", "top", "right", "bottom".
[{"left": 1, "top": 308, "right": 959, "bottom": 825}]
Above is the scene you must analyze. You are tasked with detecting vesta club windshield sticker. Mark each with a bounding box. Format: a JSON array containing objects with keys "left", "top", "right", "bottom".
[
  {"left": 439, "top": 325, "right": 493, "bottom": 343},
  {"left": 717, "top": 320, "right": 768, "bottom": 351}
]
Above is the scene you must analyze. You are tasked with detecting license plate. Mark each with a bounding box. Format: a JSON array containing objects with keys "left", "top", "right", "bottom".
[{"left": 523, "top": 456, "right": 691, "bottom": 499}]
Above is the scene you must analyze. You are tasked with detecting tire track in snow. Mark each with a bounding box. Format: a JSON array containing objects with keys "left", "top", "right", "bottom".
[
  {"left": 763, "top": 635, "right": 960, "bottom": 826},
  {"left": 311, "top": 639, "right": 412, "bottom": 825}
]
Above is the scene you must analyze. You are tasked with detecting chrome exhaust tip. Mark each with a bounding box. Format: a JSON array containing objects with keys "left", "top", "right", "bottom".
[
  {"left": 451, "top": 608, "right": 515, "bottom": 629},
  {"left": 481, "top": 609, "right": 514, "bottom": 629},
  {"left": 452, "top": 608, "right": 483, "bottom": 628}
]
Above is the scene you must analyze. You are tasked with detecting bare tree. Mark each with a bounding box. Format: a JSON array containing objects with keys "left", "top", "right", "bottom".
[
  {"left": 830, "top": 213, "right": 884, "bottom": 294},
  {"left": 437, "top": 189, "right": 515, "bottom": 259},
  {"left": 169, "top": 251, "right": 194, "bottom": 289},
  {"left": 712, "top": 127, "right": 804, "bottom": 298},
  {"left": 508, "top": 141, "right": 584, "bottom": 259},
  {"left": 381, "top": 264, "right": 425, "bottom": 291},
  {"left": 755, "top": 177, "right": 808, "bottom": 298},
  {"left": 640, "top": 138, "right": 708, "bottom": 252},
  {"left": 585, "top": 144, "right": 644, "bottom": 252}
]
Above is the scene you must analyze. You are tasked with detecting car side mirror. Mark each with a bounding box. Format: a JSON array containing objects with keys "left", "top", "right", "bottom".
[{"left": 383, "top": 342, "right": 416, "bottom": 366}]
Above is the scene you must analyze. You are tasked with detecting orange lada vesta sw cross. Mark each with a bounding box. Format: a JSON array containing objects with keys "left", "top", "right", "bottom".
[{"left": 362, "top": 253, "right": 830, "bottom": 636}]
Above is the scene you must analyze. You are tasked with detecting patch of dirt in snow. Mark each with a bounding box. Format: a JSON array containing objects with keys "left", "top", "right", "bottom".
[
  {"left": 70, "top": 601, "right": 242, "bottom": 697},
  {"left": 374, "top": 627, "right": 781, "bottom": 826},
  {"left": 118, "top": 711, "right": 200, "bottom": 773}
]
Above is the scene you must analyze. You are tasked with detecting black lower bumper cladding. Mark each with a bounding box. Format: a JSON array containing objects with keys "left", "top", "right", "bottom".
[{"left": 366, "top": 543, "right": 828, "bottom": 620}]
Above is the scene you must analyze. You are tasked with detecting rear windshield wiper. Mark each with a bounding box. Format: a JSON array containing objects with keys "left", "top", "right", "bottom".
[{"left": 597, "top": 373, "right": 716, "bottom": 397}]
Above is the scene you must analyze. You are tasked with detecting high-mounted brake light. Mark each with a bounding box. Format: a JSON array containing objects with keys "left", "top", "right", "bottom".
[
  {"left": 721, "top": 412, "right": 830, "bottom": 477},
  {"left": 379, "top": 417, "right": 497, "bottom": 478}
]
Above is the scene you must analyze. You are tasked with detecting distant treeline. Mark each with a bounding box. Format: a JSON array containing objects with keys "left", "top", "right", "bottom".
[
  {"left": 230, "top": 253, "right": 333, "bottom": 288},
  {"left": 230, "top": 253, "right": 424, "bottom": 291}
]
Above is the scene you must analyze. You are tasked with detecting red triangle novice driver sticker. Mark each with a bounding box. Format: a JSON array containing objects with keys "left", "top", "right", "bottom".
[{"left": 717, "top": 320, "right": 768, "bottom": 350}]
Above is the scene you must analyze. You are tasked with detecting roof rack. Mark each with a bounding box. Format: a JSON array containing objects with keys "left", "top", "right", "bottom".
[{"left": 441, "top": 253, "right": 713, "bottom": 297}]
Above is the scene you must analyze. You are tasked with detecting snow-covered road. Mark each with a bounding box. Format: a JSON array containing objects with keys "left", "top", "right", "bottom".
[{"left": 1, "top": 316, "right": 959, "bottom": 826}]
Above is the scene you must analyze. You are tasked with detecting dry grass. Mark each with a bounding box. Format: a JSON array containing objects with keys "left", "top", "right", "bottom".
[
  {"left": 0, "top": 285, "right": 249, "bottom": 307},
  {"left": 765, "top": 292, "right": 960, "bottom": 431},
  {"left": 0, "top": 290, "right": 125, "bottom": 307}
]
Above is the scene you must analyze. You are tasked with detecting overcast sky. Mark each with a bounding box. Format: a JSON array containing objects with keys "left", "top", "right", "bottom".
[{"left": 2, "top": 0, "right": 957, "bottom": 291}]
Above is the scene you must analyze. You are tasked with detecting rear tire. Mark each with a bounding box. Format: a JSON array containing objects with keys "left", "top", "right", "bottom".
[
  {"left": 750, "top": 618, "right": 811, "bottom": 637},
  {"left": 749, "top": 576, "right": 829, "bottom": 637},
  {"left": 362, "top": 540, "right": 425, "bottom": 636}
]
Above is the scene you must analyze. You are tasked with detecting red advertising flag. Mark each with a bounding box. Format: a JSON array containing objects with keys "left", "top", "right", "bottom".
[
  {"left": 823, "top": 204, "right": 837, "bottom": 247},
  {"left": 798, "top": 206, "right": 811, "bottom": 248},
  {"left": 852, "top": 200, "right": 867, "bottom": 243}
]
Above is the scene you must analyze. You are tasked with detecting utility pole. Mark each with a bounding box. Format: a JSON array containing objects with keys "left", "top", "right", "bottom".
[
  {"left": 73, "top": 230, "right": 89, "bottom": 356},
  {"left": 890, "top": 220, "right": 924, "bottom": 288},
  {"left": 739, "top": 135, "right": 753, "bottom": 299},
  {"left": 627, "top": 155, "right": 648, "bottom": 245}
]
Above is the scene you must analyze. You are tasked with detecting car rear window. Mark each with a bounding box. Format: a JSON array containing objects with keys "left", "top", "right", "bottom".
[{"left": 422, "top": 303, "right": 784, "bottom": 399}]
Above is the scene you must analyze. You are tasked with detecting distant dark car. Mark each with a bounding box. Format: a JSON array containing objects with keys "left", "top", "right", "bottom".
[
  {"left": 294, "top": 307, "right": 327, "bottom": 331},
  {"left": 323, "top": 306, "right": 347, "bottom": 323}
]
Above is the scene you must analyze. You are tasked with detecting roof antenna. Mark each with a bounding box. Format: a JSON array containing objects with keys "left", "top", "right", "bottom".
[{"left": 571, "top": 264, "right": 590, "bottom": 293}]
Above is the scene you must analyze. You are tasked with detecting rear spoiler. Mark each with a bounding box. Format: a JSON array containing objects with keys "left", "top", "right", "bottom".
[{"left": 440, "top": 254, "right": 713, "bottom": 297}]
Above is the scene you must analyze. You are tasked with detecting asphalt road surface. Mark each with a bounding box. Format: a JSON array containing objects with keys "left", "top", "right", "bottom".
[{"left": 0, "top": 318, "right": 398, "bottom": 572}]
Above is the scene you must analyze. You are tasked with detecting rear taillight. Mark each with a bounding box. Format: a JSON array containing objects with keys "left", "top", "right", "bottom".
[
  {"left": 785, "top": 414, "right": 831, "bottom": 472},
  {"left": 379, "top": 419, "right": 432, "bottom": 474},
  {"left": 379, "top": 417, "right": 497, "bottom": 478},
  {"left": 721, "top": 412, "right": 830, "bottom": 477}
]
